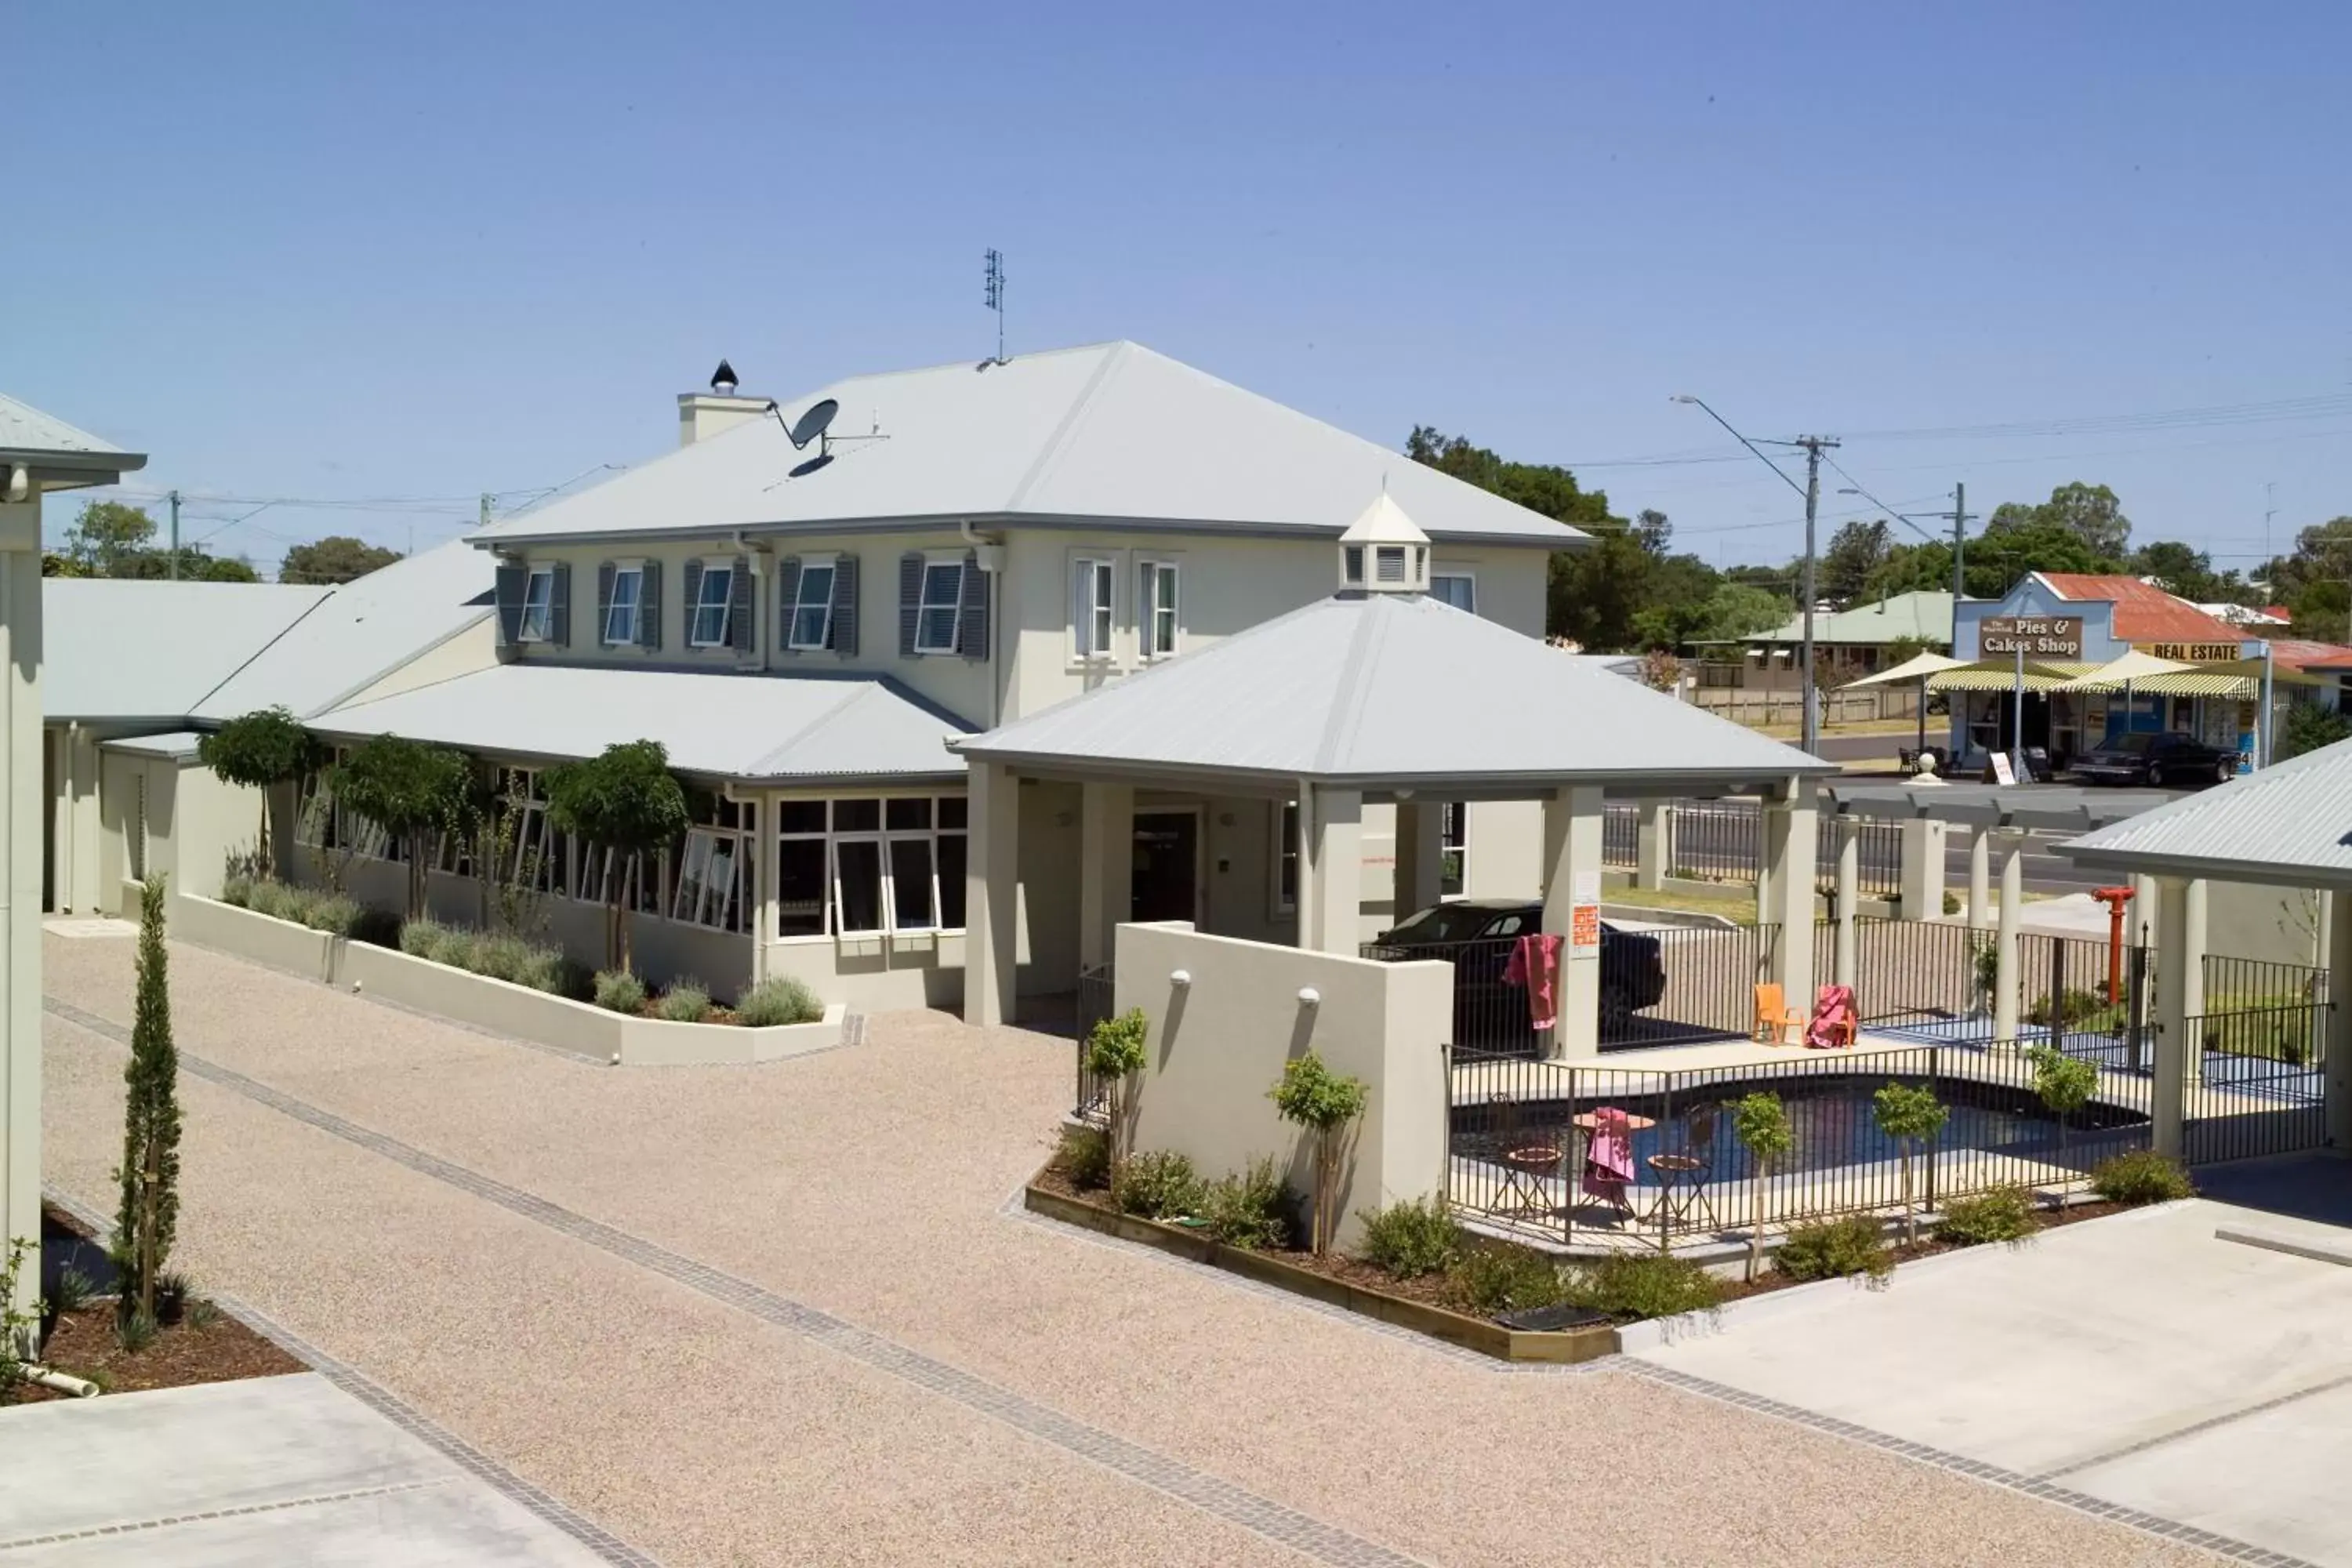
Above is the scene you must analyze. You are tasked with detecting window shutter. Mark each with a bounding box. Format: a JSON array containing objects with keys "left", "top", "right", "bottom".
[
  {"left": 597, "top": 562, "right": 616, "bottom": 644},
  {"left": 956, "top": 548, "right": 989, "bottom": 659},
  {"left": 550, "top": 563, "right": 572, "bottom": 647},
  {"left": 898, "top": 552, "right": 922, "bottom": 657},
  {"left": 729, "top": 554, "right": 754, "bottom": 654},
  {"left": 638, "top": 560, "right": 662, "bottom": 649},
  {"left": 681, "top": 560, "right": 703, "bottom": 644},
  {"left": 774, "top": 556, "right": 801, "bottom": 652},
  {"left": 830, "top": 553, "right": 859, "bottom": 655},
  {"left": 494, "top": 561, "right": 527, "bottom": 648}
]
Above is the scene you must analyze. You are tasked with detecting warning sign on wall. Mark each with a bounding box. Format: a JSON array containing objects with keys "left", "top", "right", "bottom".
[{"left": 1571, "top": 905, "right": 1602, "bottom": 949}]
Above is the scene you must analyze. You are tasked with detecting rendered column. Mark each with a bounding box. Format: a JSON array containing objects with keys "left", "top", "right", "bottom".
[
  {"left": 1392, "top": 800, "right": 1443, "bottom": 924},
  {"left": 1966, "top": 826, "right": 1991, "bottom": 930},
  {"left": 2182, "top": 878, "right": 2208, "bottom": 1022},
  {"left": 2132, "top": 873, "right": 2159, "bottom": 950},
  {"left": 2326, "top": 890, "right": 2352, "bottom": 1150},
  {"left": 2151, "top": 876, "right": 2192, "bottom": 1159},
  {"left": 1635, "top": 799, "right": 1668, "bottom": 891},
  {"left": 1541, "top": 785, "right": 1606, "bottom": 1060},
  {"left": 1761, "top": 779, "right": 1818, "bottom": 1008},
  {"left": 0, "top": 511, "right": 39, "bottom": 1313},
  {"left": 1834, "top": 818, "right": 1859, "bottom": 989},
  {"left": 1898, "top": 817, "right": 1945, "bottom": 921},
  {"left": 1304, "top": 787, "right": 1363, "bottom": 955},
  {"left": 1076, "top": 781, "right": 1134, "bottom": 971},
  {"left": 750, "top": 797, "right": 774, "bottom": 984},
  {"left": 963, "top": 761, "right": 1020, "bottom": 1027},
  {"left": 1993, "top": 831, "right": 2024, "bottom": 1051}
]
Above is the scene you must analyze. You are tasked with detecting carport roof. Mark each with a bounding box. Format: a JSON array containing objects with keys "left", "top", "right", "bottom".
[
  {"left": 2053, "top": 737, "right": 2352, "bottom": 888},
  {"left": 952, "top": 591, "right": 1831, "bottom": 792}
]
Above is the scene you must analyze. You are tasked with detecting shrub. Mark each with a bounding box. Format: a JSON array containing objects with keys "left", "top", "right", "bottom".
[
  {"left": 114, "top": 1311, "right": 158, "bottom": 1353},
  {"left": 1356, "top": 1196, "right": 1462, "bottom": 1279},
  {"left": 220, "top": 873, "right": 255, "bottom": 909},
  {"left": 1110, "top": 1150, "right": 1204, "bottom": 1220},
  {"left": 1942, "top": 890, "right": 1960, "bottom": 916},
  {"left": 592, "top": 968, "right": 648, "bottom": 1014},
  {"left": 473, "top": 933, "right": 534, "bottom": 985},
  {"left": 735, "top": 975, "right": 824, "bottom": 1027},
  {"left": 1731, "top": 1092, "right": 1794, "bottom": 1283},
  {"left": 1775, "top": 1215, "right": 1893, "bottom": 1286},
  {"left": 398, "top": 918, "right": 446, "bottom": 958},
  {"left": 1199, "top": 1156, "right": 1290, "bottom": 1249},
  {"left": 425, "top": 924, "right": 479, "bottom": 971},
  {"left": 1872, "top": 1081, "right": 1947, "bottom": 1246},
  {"left": 1268, "top": 1051, "right": 1368, "bottom": 1255},
  {"left": 299, "top": 893, "right": 363, "bottom": 936},
  {"left": 1086, "top": 1009, "right": 1151, "bottom": 1163},
  {"left": 47, "top": 1264, "right": 99, "bottom": 1316},
  {"left": 654, "top": 979, "right": 712, "bottom": 1023},
  {"left": 1937, "top": 1185, "right": 2038, "bottom": 1247},
  {"left": 1054, "top": 1125, "right": 1111, "bottom": 1191},
  {"left": 154, "top": 1269, "right": 194, "bottom": 1327},
  {"left": 1559, "top": 1252, "right": 1726, "bottom": 1322},
  {"left": 242, "top": 878, "right": 299, "bottom": 923},
  {"left": 350, "top": 906, "right": 403, "bottom": 947},
  {"left": 2091, "top": 1149, "right": 2194, "bottom": 1205},
  {"left": 2025, "top": 988, "right": 2123, "bottom": 1032},
  {"left": 1445, "top": 1242, "right": 1563, "bottom": 1316}
]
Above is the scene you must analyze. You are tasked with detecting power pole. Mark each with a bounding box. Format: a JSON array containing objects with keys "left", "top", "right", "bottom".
[
  {"left": 478, "top": 492, "right": 494, "bottom": 532},
  {"left": 1795, "top": 435, "right": 1840, "bottom": 755},
  {"left": 1951, "top": 481, "right": 1967, "bottom": 606},
  {"left": 168, "top": 489, "right": 181, "bottom": 581}
]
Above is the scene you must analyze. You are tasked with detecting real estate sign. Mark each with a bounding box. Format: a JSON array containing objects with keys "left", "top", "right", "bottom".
[
  {"left": 1978, "top": 615, "right": 2085, "bottom": 658},
  {"left": 2135, "top": 641, "right": 2245, "bottom": 662}
]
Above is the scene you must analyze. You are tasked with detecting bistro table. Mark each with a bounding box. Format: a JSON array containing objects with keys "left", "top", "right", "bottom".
[{"left": 1566, "top": 1109, "right": 1657, "bottom": 1232}]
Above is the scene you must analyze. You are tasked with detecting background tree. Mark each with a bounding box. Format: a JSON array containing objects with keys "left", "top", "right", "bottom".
[
  {"left": 1987, "top": 481, "right": 2132, "bottom": 561},
  {"left": 1268, "top": 1051, "right": 1367, "bottom": 1255},
  {"left": 281, "top": 535, "right": 403, "bottom": 584},
  {"left": 2280, "top": 702, "right": 2352, "bottom": 761},
  {"left": 114, "top": 877, "right": 182, "bottom": 1330},
  {"left": 1406, "top": 426, "right": 1627, "bottom": 644},
  {"left": 196, "top": 708, "right": 321, "bottom": 880},
  {"left": 328, "top": 737, "right": 472, "bottom": 918},
  {"left": 62, "top": 500, "right": 158, "bottom": 575},
  {"left": 1819, "top": 518, "right": 1893, "bottom": 608},
  {"left": 2267, "top": 517, "right": 2352, "bottom": 641},
  {"left": 543, "top": 740, "right": 689, "bottom": 970},
  {"left": 1962, "top": 517, "right": 2116, "bottom": 598},
  {"left": 2129, "top": 540, "right": 2226, "bottom": 603},
  {"left": 41, "top": 552, "right": 89, "bottom": 578}
]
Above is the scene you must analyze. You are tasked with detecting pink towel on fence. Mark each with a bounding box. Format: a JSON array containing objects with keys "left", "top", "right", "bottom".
[
  {"left": 1806, "top": 983, "right": 1856, "bottom": 1050},
  {"left": 1582, "top": 1105, "right": 1635, "bottom": 1205},
  {"left": 1500, "top": 931, "right": 1563, "bottom": 1030}
]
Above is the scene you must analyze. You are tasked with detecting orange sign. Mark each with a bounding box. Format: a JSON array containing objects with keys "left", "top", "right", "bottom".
[{"left": 1571, "top": 905, "right": 1602, "bottom": 949}]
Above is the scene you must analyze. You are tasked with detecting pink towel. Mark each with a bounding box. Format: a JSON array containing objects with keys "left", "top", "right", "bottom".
[
  {"left": 1501, "top": 932, "right": 1563, "bottom": 1031},
  {"left": 1582, "top": 1106, "right": 1635, "bottom": 1204},
  {"left": 1806, "top": 984, "right": 1856, "bottom": 1050}
]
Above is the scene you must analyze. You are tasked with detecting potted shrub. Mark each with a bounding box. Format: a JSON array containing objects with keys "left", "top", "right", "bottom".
[
  {"left": 1267, "top": 1051, "right": 1367, "bottom": 1256},
  {"left": 1084, "top": 1008, "right": 1149, "bottom": 1165},
  {"left": 1730, "top": 1091, "right": 1793, "bottom": 1283},
  {"left": 1871, "top": 1081, "right": 1947, "bottom": 1246}
]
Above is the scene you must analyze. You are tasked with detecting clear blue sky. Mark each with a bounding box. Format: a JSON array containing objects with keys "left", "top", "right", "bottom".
[{"left": 13, "top": 2, "right": 2350, "bottom": 580}]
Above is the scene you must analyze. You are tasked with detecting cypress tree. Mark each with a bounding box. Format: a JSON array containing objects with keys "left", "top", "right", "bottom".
[{"left": 114, "top": 875, "right": 181, "bottom": 1325}]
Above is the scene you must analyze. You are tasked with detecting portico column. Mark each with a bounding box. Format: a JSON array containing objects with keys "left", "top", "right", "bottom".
[
  {"left": 1077, "top": 781, "right": 1134, "bottom": 971},
  {"left": 1898, "top": 817, "right": 1945, "bottom": 921},
  {"left": 1966, "top": 826, "right": 1991, "bottom": 930},
  {"left": 2132, "top": 873, "right": 2159, "bottom": 951},
  {"left": 2182, "top": 878, "right": 2208, "bottom": 1022},
  {"left": 964, "top": 761, "right": 1020, "bottom": 1027},
  {"left": 1303, "top": 786, "right": 1362, "bottom": 954},
  {"left": 2325, "top": 889, "right": 2352, "bottom": 1151},
  {"left": 1993, "top": 829, "right": 2025, "bottom": 1051},
  {"left": 1761, "top": 779, "right": 1817, "bottom": 1009},
  {"left": 0, "top": 504, "right": 39, "bottom": 1315},
  {"left": 1541, "top": 786, "right": 1605, "bottom": 1059},
  {"left": 1635, "top": 799, "right": 1669, "bottom": 892},
  {"left": 750, "top": 797, "right": 775, "bottom": 984},
  {"left": 1392, "top": 800, "right": 1444, "bottom": 923},
  {"left": 2152, "top": 875, "right": 2193, "bottom": 1159},
  {"left": 1834, "top": 817, "right": 1860, "bottom": 989}
]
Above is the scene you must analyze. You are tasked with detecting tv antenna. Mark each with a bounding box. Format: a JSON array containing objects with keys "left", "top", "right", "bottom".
[{"left": 982, "top": 248, "right": 1007, "bottom": 365}]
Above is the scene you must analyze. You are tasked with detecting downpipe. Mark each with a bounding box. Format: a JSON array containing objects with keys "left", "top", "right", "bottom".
[{"left": 24, "top": 1364, "right": 99, "bottom": 1398}]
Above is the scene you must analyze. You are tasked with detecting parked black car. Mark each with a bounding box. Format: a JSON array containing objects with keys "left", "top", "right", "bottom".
[
  {"left": 1371, "top": 898, "right": 1668, "bottom": 1049},
  {"left": 2070, "top": 730, "right": 2239, "bottom": 788}
]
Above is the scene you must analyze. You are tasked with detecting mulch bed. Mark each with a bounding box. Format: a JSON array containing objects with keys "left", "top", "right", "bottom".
[{"left": 15, "top": 1307, "right": 303, "bottom": 1404}]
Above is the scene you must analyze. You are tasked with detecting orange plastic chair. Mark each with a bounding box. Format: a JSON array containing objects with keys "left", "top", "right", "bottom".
[{"left": 1753, "top": 983, "right": 1804, "bottom": 1045}]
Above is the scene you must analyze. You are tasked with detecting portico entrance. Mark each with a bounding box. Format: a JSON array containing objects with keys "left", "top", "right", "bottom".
[{"left": 1131, "top": 810, "right": 1200, "bottom": 923}]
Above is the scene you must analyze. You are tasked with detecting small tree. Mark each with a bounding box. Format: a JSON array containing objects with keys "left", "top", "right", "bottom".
[
  {"left": 2027, "top": 1043, "right": 2098, "bottom": 1160},
  {"left": 543, "top": 741, "right": 688, "bottom": 971},
  {"left": 114, "top": 877, "right": 183, "bottom": 1330},
  {"left": 1731, "top": 1091, "right": 1794, "bottom": 1282},
  {"left": 196, "top": 707, "right": 321, "bottom": 881},
  {"left": 328, "top": 737, "right": 472, "bottom": 920},
  {"left": 1084, "top": 1008, "right": 1150, "bottom": 1165},
  {"left": 0, "top": 1238, "right": 35, "bottom": 1397},
  {"left": 1268, "top": 1051, "right": 1368, "bottom": 1255},
  {"left": 1871, "top": 1082, "right": 1948, "bottom": 1245}
]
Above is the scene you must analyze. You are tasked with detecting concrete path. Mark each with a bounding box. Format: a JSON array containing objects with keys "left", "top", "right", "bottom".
[
  {"left": 0, "top": 1374, "right": 613, "bottom": 1565},
  {"left": 20, "top": 933, "right": 2242, "bottom": 1566},
  {"left": 1635, "top": 1196, "right": 2352, "bottom": 1566}
]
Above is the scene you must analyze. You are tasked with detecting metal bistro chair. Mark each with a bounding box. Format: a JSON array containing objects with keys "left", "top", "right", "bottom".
[{"left": 1645, "top": 1102, "right": 1722, "bottom": 1236}]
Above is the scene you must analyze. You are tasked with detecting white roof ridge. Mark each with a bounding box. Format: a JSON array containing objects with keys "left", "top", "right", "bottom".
[
  {"left": 1002, "top": 342, "right": 1129, "bottom": 513},
  {"left": 1312, "top": 598, "right": 1389, "bottom": 775}
]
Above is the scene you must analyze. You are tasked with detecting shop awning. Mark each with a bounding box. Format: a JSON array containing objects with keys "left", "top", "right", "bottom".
[
  {"left": 1926, "top": 659, "right": 2100, "bottom": 693},
  {"left": 2052, "top": 650, "right": 2194, "bottom": 691},
  {"left": 2118, "top": 658, "right": 2321, "bottom": 696},
  {"left": 1838, "top": 649, "right": 1965, "bottom": 690}
]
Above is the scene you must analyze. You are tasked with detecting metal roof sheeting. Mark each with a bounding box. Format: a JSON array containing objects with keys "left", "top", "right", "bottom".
[
  {"left": 472, "top": 342, "right": 1587, "bottom": 549},
  {"left": 2056, "top": 736, "right": 2352, "bottom": 887},
  {"left": 1744, "top": 590, "right": 1955, "bottom": 648},
  {"left": 307, "top": 664, "right": 972, "bottom": 782},
  {"left": 0, "top": 393, "right": 131, "bottom": 458},
  {"left": 44, "top": 579, "right": 333, "bottom": 722},
  {"left": 955, "top": 593, "right": 1831, "bottom": 788}
]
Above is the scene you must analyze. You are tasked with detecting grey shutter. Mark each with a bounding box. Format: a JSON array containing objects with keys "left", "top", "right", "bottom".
[
  {"left": 775, "top": 556, "right": 801, "bottom": 652},
  {"left": 596, "top": 562, "right": 615, "bottom": 646},
  {"left": 898, "top": 552, "right": 922, "bottom": 657},
  {"left": 550, "top": 563, "right": 572, "bottom": 647},
  {"left": 728, "top": 554, "right": 753, "bottom": 654},
  {"left": 637, "top": 560, "right": 662, "bottom": 649},
  {"left": 494, "top": 561, "right": 526, "bottom": 648},
  {"left": 829, "top": 553, "right": 859, "bottom": 655},
  {"left": 681, "top": 560, "right": 704, "bottom": 644},
  {"left": 955, "top": 548, "right": 989, "bottom": 659}
]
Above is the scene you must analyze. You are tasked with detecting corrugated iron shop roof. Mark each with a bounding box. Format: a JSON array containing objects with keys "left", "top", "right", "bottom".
[{"left": 2034, "top": 573, "right": 2254, "bottom": 646}]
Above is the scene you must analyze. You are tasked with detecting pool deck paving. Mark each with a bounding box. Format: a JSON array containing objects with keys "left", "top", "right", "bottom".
[{"left": 12, "top": 932, "right": 2253, "bottom": 1566}]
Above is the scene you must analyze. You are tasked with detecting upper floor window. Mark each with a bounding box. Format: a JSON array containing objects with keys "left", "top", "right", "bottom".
[
  {"left": 604, "top": 566, "right": 644, "bottom": 644},
  {"left": 1073, "top": 557, "right": 1115, "bottom": 659},
  {"left": 518, "top": 566, "right": 555, "bottom": 642},
  {"left": 915, "top": 560, "right": 964, "bottom": 653},
  {"left": 1140, "top": 560, "right": 1179, "bottom": 659},
  {"left": 1431, "top": 573, "right": 1475, "bottom": 613},
  {"left": 690, "top": 562, "right": 735, "bottom": 648},
  {"left": 789, "top": 558, "right": 837, "bottom": 650}
]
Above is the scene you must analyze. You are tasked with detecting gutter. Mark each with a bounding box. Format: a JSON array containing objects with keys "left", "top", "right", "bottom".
[{"left": 461, "top": 511, "right": 1586, "bottom": 554}]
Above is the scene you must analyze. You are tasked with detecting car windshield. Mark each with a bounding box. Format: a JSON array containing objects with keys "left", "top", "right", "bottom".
[{"left": 1388, "top": 905, "right": 1507, "bottom": 943}]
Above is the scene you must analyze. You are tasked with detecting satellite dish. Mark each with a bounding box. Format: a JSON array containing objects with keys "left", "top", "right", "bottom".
[
  {"left": 786, "top": 397, "right": 840, "bottom": 451},
  {"left": 710, "top": 358, "right": 739, "bottom": 394}
]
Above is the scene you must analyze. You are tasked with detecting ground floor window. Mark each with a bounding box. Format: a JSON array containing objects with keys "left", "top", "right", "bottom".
[
  {"left": 776, "top": 793, "right": 967, "bottom": 939},
  {"left": 1440, "top": 801, "right": 1468, "bottom": 898}
]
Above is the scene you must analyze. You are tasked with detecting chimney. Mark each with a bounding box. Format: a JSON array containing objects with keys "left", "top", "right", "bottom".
[{"left": 677, "top": 358, "right": 771, "bottom": 447}]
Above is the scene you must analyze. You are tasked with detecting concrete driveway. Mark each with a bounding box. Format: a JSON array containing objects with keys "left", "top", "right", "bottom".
[{"left": 1635, "top": 1188, "right": 2352, "bottom": 1566}]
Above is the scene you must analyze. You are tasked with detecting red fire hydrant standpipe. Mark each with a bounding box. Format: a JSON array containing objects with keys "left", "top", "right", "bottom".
[{"left": 2092, "top": 885, "right": 2136, "bottom": 1004}]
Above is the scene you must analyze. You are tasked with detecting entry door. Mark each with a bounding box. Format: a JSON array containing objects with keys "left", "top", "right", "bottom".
[{"left": 1131, "top": 811, "right": 1200, "bottom": 924}]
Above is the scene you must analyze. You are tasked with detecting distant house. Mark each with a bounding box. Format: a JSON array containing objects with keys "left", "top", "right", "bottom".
[{"left": 1689, "top": 590, "right": 1955, "bottom": 720}]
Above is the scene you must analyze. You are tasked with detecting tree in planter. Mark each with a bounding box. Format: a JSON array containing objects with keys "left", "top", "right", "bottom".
[
  {"left": 1871, "top": 1081, "right": 1948, "bottom": 1245},
  {"left": 2027, "top": 1043, "right": 2098, "bottom": 1163},
  {"left": 543, "top": 740, "right": 688, "bottom": 972},
  {"left": 327, "top": 737, "right": 472, "bottom": 920},
  {"left": 1730, "top": 1091, "right": 1793, "bottom": 1283},
  {"left": 1268, "top": 1051, "right": 1368, "bottom": 1256},
  {"left": 1084, "top": 1008, "right": 1150, "bottom": 1167},
  {"left": 113, "top": 877, "right": 182, "bottom": 1330},
  {"left": 195, "top": 707, "right": 321, "bottom": 882}
]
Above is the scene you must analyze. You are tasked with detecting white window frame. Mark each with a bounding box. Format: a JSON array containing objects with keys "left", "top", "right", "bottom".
[
  {"left": 773, "top": 793, "right": 969, "bottom": 941},
  {"left": 914, "top": 556, "right": 964, "bottom": 655},
  {"left": 1431, "top": 570, "right": 1475, "bottom": 614},
  {"left": 1073, "top": 557, "right": 1116, "bottom": 662},
  {"left": 1139, "top": 558, "right": 1180, "bottom": 660},
  {"left": 1374, "top": 544, "right": 1409, "bottom": 586},
  {"left": 1440, "top": 801, "right": 1468, "bottom": 899},
  {"left": 1272, "top": 800, "right": 1299, "bottom": 915},
  {"left": 788, "top": 556, "right": 837, "bottom": 652},
  {"left": 517, "top": 564, "right": 555, "bottom": 643},
  {"left": 603, "top": 563, "right": 644, "bottom": 645},
  {"left": 689, "top": 559, "right": 735, "bottom": 648}
]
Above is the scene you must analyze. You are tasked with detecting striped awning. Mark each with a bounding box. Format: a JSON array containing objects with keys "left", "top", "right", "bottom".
[
  {"left": 2118, "top": 659, "right": 2320, "bottom": 697},
  {"left": 1926, "top": 660, "right": 2100, "bottom": 693}
]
